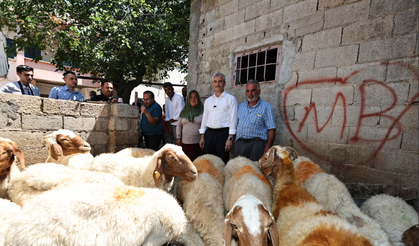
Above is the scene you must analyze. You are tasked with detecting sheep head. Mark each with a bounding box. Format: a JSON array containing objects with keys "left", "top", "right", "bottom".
[
  {"left": 153, "top": 144, "right": 197, "bottom": 187},
  {"left": 44, "top": 130, "right": 91, "bottom": 161},
  {"left": 0, "top": 138, "right": 26, "bottom": 176},
  {"left": 223, "top": 195, "right": 279, "bottom": 246},
  {"left": 259, "top": 146, "right": 298, "bottom": 180},
  {"left": 403, "top": 224, "right": 418, "bottom": 246}
]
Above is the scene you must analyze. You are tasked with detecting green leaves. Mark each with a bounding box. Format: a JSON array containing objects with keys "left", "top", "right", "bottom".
[{"left": 1, "top": 0, "right": 190, "bottom": 90}]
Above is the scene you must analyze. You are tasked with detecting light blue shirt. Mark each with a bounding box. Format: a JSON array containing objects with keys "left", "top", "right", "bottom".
[
  {"left": 49, "top": 85, "right": 84, "bottom": 101},
  {"left": 236, "top": 98, "right": 276, "bottom": 142},
  {"left": 0, "top": 81, "right": 40, "bottom": 96}
]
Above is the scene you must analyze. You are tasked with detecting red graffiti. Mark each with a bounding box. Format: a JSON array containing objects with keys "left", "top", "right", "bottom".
[{"left": 282, "top": 61, "right": 418, "bottom": 165}]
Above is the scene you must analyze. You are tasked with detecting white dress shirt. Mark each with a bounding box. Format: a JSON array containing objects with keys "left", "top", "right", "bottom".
[
  {"left": 199, "top": 91, "right": 238, "bottom": 135},
  {"left": 165, "top": 93, "right": 185, "bottom": 126}
]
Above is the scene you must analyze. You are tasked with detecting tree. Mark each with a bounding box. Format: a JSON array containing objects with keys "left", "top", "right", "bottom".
[{"left": 0, "top": 0, "right": 190, "bottom": 102}]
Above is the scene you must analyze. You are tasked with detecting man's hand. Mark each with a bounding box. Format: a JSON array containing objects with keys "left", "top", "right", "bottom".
[
  {"left": 140, "top": 105, "right": 148, "bottom": 114},
  {"left": 176, "top": 138, "right": 182, "bottom": 146},
  {"left": 225, "top": 138, "right": 233, "bottom": 152},
  {"left": 167, "top": 125, "right": 173, "bottom": 135},
  {"left": 199, "top": 134, "right": 205, "bottom": 150},
  {"left": 111, "top": 98, "right": 118, "bottom": 103}
]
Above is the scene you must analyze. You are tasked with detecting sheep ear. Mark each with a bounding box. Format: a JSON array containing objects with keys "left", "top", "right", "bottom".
[
  {"left": 51, "top": 143, "right": 64, "bottom": 161},
  {"left": 153, "top": 158, "right": 164, "bottom": 187},
  {"left": 9, "top": 141, "right": 26, "bottom": 170},
  {"left": 268, "top": 219, "right": 279, "bottom": 246},
  {"left": 222, "top": 213, "right": 232, "bottom": 246},
  {"left": 285, "top": 147, "right": 298, "bottom": 161},
  {"left": 267, "top": 147, "right": 277, "bottom": 167}
]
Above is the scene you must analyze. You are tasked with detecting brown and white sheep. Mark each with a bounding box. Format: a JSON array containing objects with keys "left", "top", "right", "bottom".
[
  {"left": 175, "top": 154, "right": 225, "bottom": 246},
  {"left": 259, "top": 146, "right": 374, "bottom": 246},
  {"left": 0, "top": 138, "right": 25, "bottom": 198},
  {"left": 7, "top": 163, "right": 124, "bottom": 207},
  {"left": 293, "top": 157, "right": 392, "bottom": 246},
  {"left": 3, "top": 183, "right": 196, "bottom": 246},
  {"left": 223, "top": 195, "right": 279, "bottom": 246},
  {"left": 223, "top": 156, "right": 272, "bottom": 214},
  {"left": 43, "top": 129, "right": 94, "bottom": 169},
  {"left": 361, "top": 194, "right": 418, "bottom": 246},
  {"left": 88, "top": 144, "right": 198, "bottom": 192}
]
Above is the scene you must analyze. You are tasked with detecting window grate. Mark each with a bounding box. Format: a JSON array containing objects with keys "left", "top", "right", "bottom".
[{"left": 233, "top": 44, "right": 281, "bottom": 86}]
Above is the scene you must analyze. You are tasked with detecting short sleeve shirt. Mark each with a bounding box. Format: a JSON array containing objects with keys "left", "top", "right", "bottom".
[{"left": 141, "top": 101, "right": 163, "bottom": 135}]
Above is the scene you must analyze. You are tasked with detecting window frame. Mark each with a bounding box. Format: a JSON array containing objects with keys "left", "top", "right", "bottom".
[{"left": 233, "top": 44, "right": 282, "bottom": 86}]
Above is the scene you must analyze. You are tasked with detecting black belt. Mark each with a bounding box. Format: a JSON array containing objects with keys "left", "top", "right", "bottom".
[
  {"left": 237, "top": 137, "right": 262, "bottom": 143},
  {"left": 207, "top": 127, "right": 229, "bottom": 132}
]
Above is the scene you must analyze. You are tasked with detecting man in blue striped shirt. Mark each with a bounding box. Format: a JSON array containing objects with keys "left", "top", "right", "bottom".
[
  {"left": 234, "top": 80, "right": 276, "bottom": 161},
  {"left": 48, "top": 71, "right": 84, "bottom": 101}
]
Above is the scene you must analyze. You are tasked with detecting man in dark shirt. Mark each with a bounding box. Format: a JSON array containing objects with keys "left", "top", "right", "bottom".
[
  {"left": 90, "top": 80, "right": 118, "bottom": 102},
  {"left": 140, "top": 91, "right": 163, "bottom": 151}
]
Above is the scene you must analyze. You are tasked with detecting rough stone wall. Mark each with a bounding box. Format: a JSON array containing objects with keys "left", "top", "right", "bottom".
[
  {"left": 188, "top": 0, "right": 418, "bottom": 199},
  {"left": 0, "top": 93, "right": 138, "bottom": 165}
]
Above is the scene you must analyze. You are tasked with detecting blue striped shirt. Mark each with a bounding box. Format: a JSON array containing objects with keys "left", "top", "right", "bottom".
[{"left": 236, "top": 98, "right": 276, "bottom": 142}]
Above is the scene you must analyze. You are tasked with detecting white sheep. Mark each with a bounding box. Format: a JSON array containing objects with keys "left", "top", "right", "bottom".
[
  {"left": 88, "top": 144, "right": 197, "bottom": 192},
  {"left": 4, "top": 183, "right": 196, "bottom": 246},
  {"left": 292, "top": 156, "right": 392, "bottom": 246},
  {"left": 0, "top": 198, "right": 21, "bottom": 246},
  {"left": 115, "top": 147, "right": 156, "bottom": 158},
  {"left": 175, "top": 154, "right": 225, "bottom": 246},
  {"left": 0, "top": 137, "right": 25, "bottom": 199},
  {"left": 43, "top": 129, "right": 94, "bottom": 169},
  {"left": 259, "top": 146, "right": 374, "bottom": 246},
  {"left": 361, "top": 194, "right": 419, "bottom": 246},
  {"left": 224, "top": 156, "right": 272, "bottom": 214},
  {"left": 223, "top": 195, "right": 279, "bottom": 246},
  {"left": 7, "top": 163, "right": 124, "bottom": 207}
]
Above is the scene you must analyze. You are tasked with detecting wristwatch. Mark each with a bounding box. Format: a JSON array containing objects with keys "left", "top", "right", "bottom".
[{"left": 228, "top": 136, "right": 234, "bottom": 141}]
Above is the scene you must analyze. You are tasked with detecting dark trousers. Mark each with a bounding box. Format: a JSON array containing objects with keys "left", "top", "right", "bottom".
[
  {"left": 233, "top": 139, "right": 265, "bottom": 161},
  {"left": 144, "top": 134, "right": 163, "bottom": 151},
  {"left": 204, "top": 128, "right": 230, "bottom": 164}
]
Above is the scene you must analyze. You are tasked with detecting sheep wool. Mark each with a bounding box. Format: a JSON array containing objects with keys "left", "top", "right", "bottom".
[
  {"left": 176, "top": 154, "right": 225, "bottom": 246},
  {"left": 7, "top": 163, "right": 124, "bottom": 207},
  {"left": 293, "top": 157, "right": 393, "bottom": 246},
  {"left": 224, "top": 156, "right": 272, "bottom": 214},
  {"left": 0, "top": 198, "right": 21, "bottom": 246},
  {"left": 361, "top": 194, "right": 419, "bottom": 246},
  {"left": 115, "top": 147, "right": 156, "bottom": 158},
  {"left": 4, "top": 183, "right": 190, "bottom": 246},
  {"left": 88, "top": 144, "right": 197, "bottom": 192}
]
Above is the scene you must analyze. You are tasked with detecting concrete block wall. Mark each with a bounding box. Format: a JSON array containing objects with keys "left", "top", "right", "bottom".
[
  {"left": 188, "top": 0, "right": 418, "bottom": 200},
  {"left": 0, "top": 93, "right": 138, "bottom": 165}
]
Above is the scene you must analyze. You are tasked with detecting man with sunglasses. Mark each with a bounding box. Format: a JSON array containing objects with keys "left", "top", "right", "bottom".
[{"left": 0, "top": 65, "right": 40, "bottom": 96}]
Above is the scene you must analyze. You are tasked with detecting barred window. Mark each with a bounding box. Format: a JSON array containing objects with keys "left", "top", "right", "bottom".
[{"left": 233, "top": 44, "right": 281, "bottom": 86}]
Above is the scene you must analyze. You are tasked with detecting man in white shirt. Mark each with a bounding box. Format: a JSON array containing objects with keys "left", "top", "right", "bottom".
[
  {"left": 163, "top": 82, "right": 185, "bottom": 144},
  {"left": 199, "top": 72, "right": 238, "bottom": 164},
  {"left": 0, "top": 65, "right": 40, "bottom": 96}
]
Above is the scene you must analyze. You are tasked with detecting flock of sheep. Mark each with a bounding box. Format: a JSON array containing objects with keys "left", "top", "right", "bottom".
[{"left": 0, "top": 129, "right": 417, "bottom": 246}]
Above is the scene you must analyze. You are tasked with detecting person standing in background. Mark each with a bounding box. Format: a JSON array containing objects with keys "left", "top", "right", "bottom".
[
  {"left": 176, "top": 90, "right": 205, "bottom": 161},
  {"left": 0, "top": 65, "right": 40, "bottom": 96},
  {"left": 48, "top": 71, "right": 84, "bottom": 101},
  {"left": 163, "top": 82, "right": 185, "bottom": 144},
  {"left": 234, "top": 80, "right": 276, "bottom": 161},
  {"left": 90, "top": 80, "right": 118, "bottom": 103},
  {"left": 199, "top": 72, "right": 238, "bottom": 164},
  {"left": 140, "top": 91, "right": 163, "bottom": 151}
]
